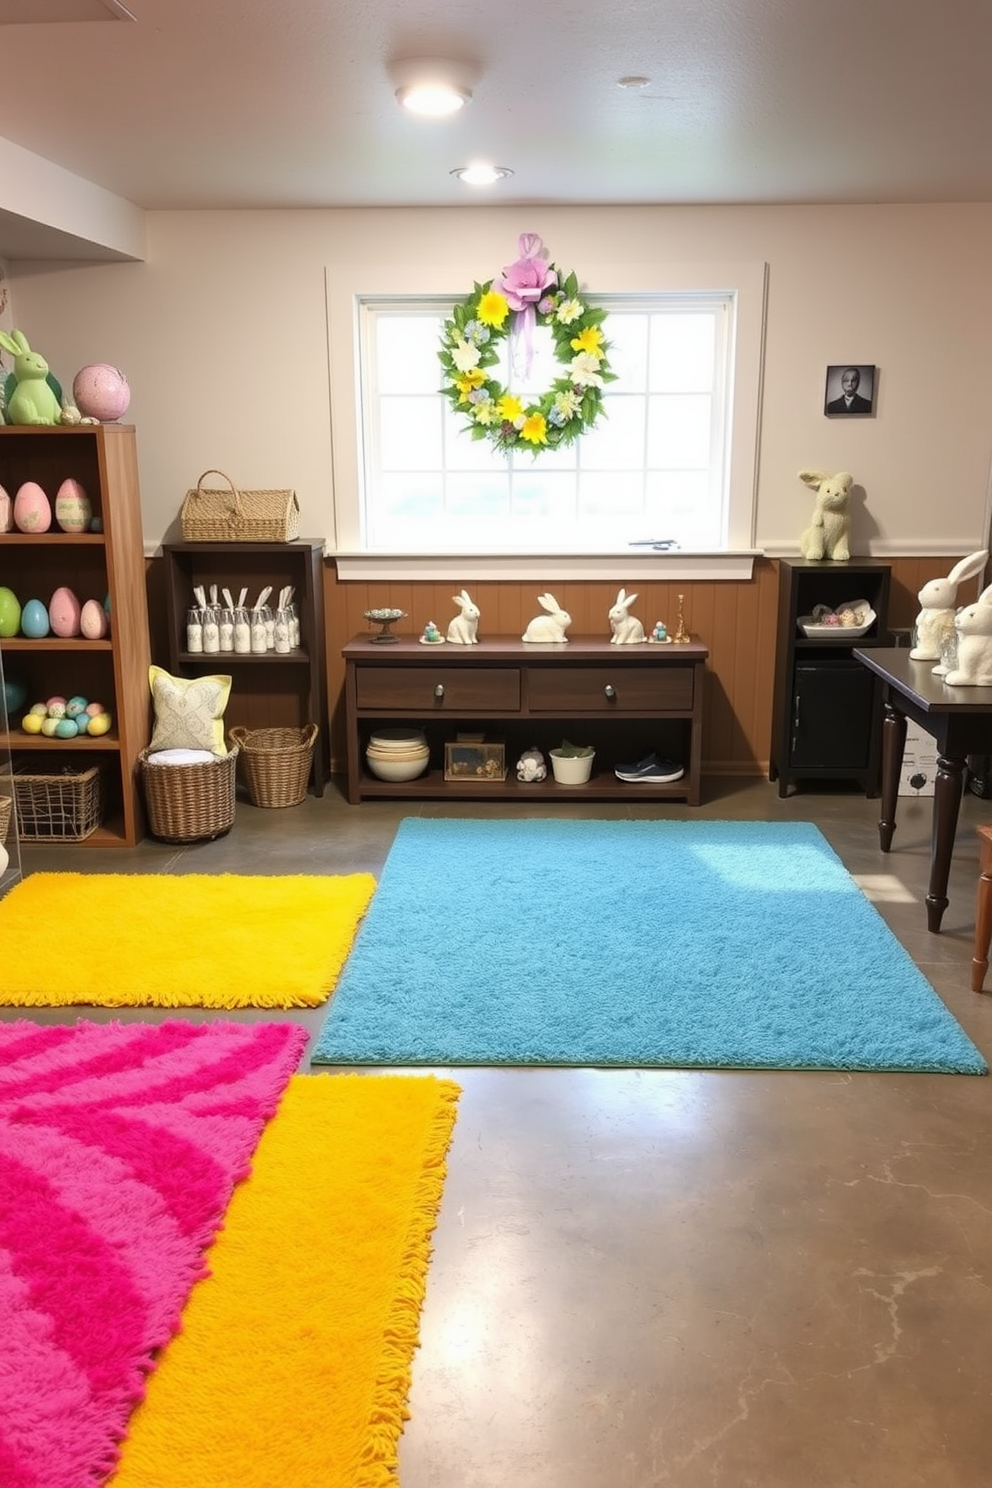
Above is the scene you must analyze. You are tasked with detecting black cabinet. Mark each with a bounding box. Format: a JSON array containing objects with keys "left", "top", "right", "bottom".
[{"left": 770, "top": 559, "right": 892, "bottom": 796}]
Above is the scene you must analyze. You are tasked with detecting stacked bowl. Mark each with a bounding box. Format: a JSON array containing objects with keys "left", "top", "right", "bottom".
[{"left": 365, "top": 727, "right": 430, "bottom": 782}]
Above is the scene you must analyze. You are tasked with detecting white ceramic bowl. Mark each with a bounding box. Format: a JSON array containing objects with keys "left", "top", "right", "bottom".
[
  {"left": 368, "top": 728, "right": 428, "bottom": 750},
  {"left": 365, "top": 750, "right": 430, "bottom": 783}
]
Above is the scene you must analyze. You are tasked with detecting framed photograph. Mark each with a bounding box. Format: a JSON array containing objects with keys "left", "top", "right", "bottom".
[{"left": 824, "top": 364, "right": 876, "bottom": 417}]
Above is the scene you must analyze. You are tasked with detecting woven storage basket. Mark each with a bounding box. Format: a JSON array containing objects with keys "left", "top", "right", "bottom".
[
  {"left": 180, "top": 469, "right": 301, "bottom": 543},
  {"left": 0, "top": 793, "right": 12, "bottom": 842},
  {"left": 12, "top": 764, "right": 103, "bottom": 841},
  {"left": 228, "top": 724, "right": 318, "bottom": 808},
  {"left": 140, "top": 746, "right": 239, "bottom": 843}
]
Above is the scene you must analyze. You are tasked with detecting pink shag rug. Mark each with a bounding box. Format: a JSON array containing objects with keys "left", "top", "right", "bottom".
[{"left": 0, "top": 1017, "right": 307, "bottom": 1488}]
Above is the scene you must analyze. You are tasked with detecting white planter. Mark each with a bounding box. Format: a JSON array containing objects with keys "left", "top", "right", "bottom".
[{"left": 549, "top": 749, "right": 595, "bottom": 785}]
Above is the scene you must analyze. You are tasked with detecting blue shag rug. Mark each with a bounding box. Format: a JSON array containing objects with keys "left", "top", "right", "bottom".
[{"left": 312, "top": 819, "right": 988, "bottom": 1074}]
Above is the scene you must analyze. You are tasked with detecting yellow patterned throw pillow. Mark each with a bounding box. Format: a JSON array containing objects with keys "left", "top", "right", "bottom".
[{"left": 148, "top": 666, "right": 232, "bottom": 755}]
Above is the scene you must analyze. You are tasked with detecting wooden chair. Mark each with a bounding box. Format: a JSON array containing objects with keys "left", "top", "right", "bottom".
[{"left": 972, "top": 824, "right": 992, "bottom": 991}]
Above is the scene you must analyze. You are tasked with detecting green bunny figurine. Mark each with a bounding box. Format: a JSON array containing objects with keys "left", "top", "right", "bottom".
[{"left": 0, "top": 328, "right": 62, "bottom": 425}]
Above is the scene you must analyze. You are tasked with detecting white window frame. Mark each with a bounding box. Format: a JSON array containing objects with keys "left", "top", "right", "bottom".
[{"left": 327, "top": 260, "right": 767, "bottom": 581}]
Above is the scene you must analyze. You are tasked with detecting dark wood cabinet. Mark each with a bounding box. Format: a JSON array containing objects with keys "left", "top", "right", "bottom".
[
  {"left": 770, "top": 558, "right": 892, "bottom": 796},
  {"left": 342, "top": 634, "right": 709, "bottom": 805},
  {"left": 162, "top": 540, "right": 328, "bottom": 796}
]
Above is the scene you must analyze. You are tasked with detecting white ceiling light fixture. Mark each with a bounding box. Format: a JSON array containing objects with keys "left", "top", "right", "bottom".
[
  {"left": 393, "top": 58, "right": 473, "bottom": 117},
  {"left": 450, "top": 164, "right": 514, "bottom": 187}
]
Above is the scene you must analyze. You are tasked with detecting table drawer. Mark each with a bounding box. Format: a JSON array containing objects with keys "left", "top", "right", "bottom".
[
  {"left": 527, "top": 665, "right": 694, "bottom": 712},
  {"left": 355, "top": 666, "right": 521, "bottom": 711}
]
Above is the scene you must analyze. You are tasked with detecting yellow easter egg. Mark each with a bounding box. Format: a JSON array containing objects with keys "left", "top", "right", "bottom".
[
  {"left": 40, "top": 717, "right": 60, "bottom": 737},
  {"left": 21, "top": 712, "right": 43, "bottom": 734},
  {"left": 85, "top": 711, "right": 112, "bottom": 737}
]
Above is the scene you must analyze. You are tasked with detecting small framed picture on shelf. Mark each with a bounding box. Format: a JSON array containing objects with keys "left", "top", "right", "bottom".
[{"left": 824, "top": 364, "right": 876, "bottom": 417}]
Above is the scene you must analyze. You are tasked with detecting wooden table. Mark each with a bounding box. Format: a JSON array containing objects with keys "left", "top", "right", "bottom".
[{"left": 854, "top": 648, "right": 992, "bottom": 932}]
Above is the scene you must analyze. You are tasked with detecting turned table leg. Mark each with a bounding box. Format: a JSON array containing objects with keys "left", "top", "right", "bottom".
[
  {"left": 972, "top": 825, "right": 992, "bottom": 992},
  {"left": 878, "top": 702, "right": 907, "bottom": 853}
]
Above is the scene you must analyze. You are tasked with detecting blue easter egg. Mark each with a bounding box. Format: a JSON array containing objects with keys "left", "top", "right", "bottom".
[
  {"left": 54, "top": 717, "right": 79, "bottom": 739},
  {"left": 20, "top": 598, "right": 51, "bottom": 638},
  {"left": 66, "top": 695, "right": 89, "bottom": 717},
  {"left": 2, "top": 676, "right": 27, "bottom": 714}
]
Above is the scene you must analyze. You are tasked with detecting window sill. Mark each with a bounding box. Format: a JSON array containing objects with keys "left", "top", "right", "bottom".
[{"left": 331, "top": 551, "right": 762, "bottom": 582}]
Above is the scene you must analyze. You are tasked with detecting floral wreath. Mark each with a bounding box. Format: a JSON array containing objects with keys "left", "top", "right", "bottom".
[{"left": 439, "top": 232, "right": 615, "bottom": 454}]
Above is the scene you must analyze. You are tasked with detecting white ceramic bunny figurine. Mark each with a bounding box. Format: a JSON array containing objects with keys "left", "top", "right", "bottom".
[
  {"left": 945, "top": 582, "right": 992, "bottom": 686},
  {"left": 608, "top": 588, "right": 646, "bottom": 644},
  {"left": 910, "top": 550, "right": 988, "bottom": 661},
  {"left": 446, "top": 589, "right": 480, "bottom": 644},
  {"left": 522, "top": 593, "right": 572, "bottom": 643}
]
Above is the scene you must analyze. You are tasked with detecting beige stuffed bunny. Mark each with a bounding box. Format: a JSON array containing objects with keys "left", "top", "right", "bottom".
[{"left": 798, "top": 470, "right": 853, "bottom": 561}]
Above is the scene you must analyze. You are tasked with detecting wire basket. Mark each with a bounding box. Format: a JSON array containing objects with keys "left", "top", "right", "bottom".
[
  {"left": 228, "top": 724, "right": 318, "bottom": 808},
  {"left": 140, "top": 746, "right": 239, "bottom": 843},
  {"left": 12, "top": 764, "right": 103, "bottom": 841}
]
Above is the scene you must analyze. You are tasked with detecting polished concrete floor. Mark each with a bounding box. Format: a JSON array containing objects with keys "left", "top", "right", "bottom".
[{"left": 5, "top": 776, "right": 992, "bottom": 1487}]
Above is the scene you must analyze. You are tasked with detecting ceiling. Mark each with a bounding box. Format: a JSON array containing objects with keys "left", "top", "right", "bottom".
[{"left": 1, "top": 0, "right": 991, "bottom": 258}]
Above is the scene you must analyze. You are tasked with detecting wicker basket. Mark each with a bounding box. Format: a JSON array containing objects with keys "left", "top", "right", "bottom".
[
  {"left": 228, "top": 725, "right": 318, "bottom": 808},
  {"left": 12, "top": 764, "right": 103, "bottom": 841},
  {"left": 0, "top": 793, "right": 12, "bottom": 843},
  {"left": 140, "top": 746, "right": 239, "bottom": 843},
  {"left": 180, "top": 469, "right": 301, "bottom": 543}
]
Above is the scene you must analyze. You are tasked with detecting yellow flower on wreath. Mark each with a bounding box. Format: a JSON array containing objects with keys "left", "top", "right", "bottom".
[
  {"left": 520, "top": 413, "right": 548, "bottom": 446},
  {"left": 497, "top": 393, "right": 526, "bottom": 423},
  {"left": 477, "top": 290, "right": 510, "bottom": 328},
  {"left": 570, "top": 325, "right": 604, "bottom": 357},
  {"left": 456, "top": 369, "right": 486, "bottom": 402}
]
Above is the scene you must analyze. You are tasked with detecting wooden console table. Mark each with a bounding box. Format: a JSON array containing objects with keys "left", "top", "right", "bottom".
[
  {"left": 342, "top": 635, "right": 708, "bottom": 805},
  {"left": 855, "top": 647, "right": 992, "bottom": 932}
]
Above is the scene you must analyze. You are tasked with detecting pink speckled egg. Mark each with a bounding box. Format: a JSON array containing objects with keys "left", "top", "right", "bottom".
[
  {"left": 55, "top": 478, "right": 92, "bottom": 533},
  {"left": 72, "top": 364, "right": 130, "bottom": 422},
  {"left": 13, "top": 481, "right": 52, "bottom": 533},
  {"left": 48, "top": 586, "right": 82, "bottom": 638},
  {"left": 80, "top": 598, "right": 108, "bottom": 639},
  {"left": 0, "top": 484, "right": 12, "bottom": 533}
]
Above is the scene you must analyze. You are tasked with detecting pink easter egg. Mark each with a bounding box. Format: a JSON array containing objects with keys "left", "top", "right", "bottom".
[
  {"left": 48, "top": 586, "right": 82, "bottom": 638},
  {"left": 79, "top": 598, "right": 108, "bottom": 639},
  {"left": 55, "top": 478, "right": 93, "bottom": 533},
  {"left": 72, "top": 364, "right": 130, "bottom": 421},
  {"left": 13, "top": 481, "right": 52, "bottom": 533},
  {"left": 0, "top": 484, "right": 12, "bottom": 533}
]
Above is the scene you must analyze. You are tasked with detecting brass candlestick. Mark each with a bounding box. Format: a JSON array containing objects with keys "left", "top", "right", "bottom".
[{"left": 672, "top": 592, "right": 691, "bottom": 644}]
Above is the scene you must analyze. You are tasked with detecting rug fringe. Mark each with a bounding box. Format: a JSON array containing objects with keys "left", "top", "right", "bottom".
[{"left": 354, "top": 1078, "right": 461, "bottom": 1488}]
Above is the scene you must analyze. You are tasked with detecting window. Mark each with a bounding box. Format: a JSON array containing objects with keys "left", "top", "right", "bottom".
[{"left": 332, "top": 262, "right": 766, "bottom": 568}]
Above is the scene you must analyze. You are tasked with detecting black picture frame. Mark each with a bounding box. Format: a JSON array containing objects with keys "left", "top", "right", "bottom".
[{"left": 824, "top": 364, "right": 876, "bottom": 417}]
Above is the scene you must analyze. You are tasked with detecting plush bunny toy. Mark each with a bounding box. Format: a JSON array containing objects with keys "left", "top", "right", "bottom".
[
  {"left": 909, "top": 549, "right": 988, "bottom": 661},
  {"left": 446, "top": 589, "right": 480, "bottom": 644},
  {"left": 608, "top": 588, "right": 646, "bottom": 644},
  {"left": 798, "top": 469, "right": 854, "bottom": 560},
  {"left": 945, "top": 581, "right": 992, "bottom": 686},
  {"left": 522, "top": 593, "right": 572, "bottom": 643},
  {"left": 0, "top": 329, "right": 62, "bottom": 426}
]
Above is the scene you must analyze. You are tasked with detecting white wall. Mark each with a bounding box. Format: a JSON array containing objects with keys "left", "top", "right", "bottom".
[{"left": 8, "top": 203, "right": 992, "bottom": 557}]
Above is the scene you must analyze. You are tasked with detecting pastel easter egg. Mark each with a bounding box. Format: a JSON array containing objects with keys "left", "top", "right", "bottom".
[
  {"left": 21, "top": 713, "right": 43, "bottom": 734},
  {"left": 79, "top": 598, "right": 108, "bottom": 639},
  {"left": 40, "top": 716, "right": 60, "bottom": 737},
  {"left": 84, "top": 700, "right": 105, "bottom": 717},
  {"left": 54, "top": 478, "right": 93, "bottom": 534},
  {"left": 46, "top": 699, "right": 67, "bottom": 719},
  {"left": 66, "top": 695, "right": 89, "bottom": 718},
  {"left": 29, "top": 702, "right": 49, "bottom": 717},
  {"left": 49, "top": 587, "right": 82, "bottom": 638},
  {"left": 85, "top": 710, "right": 112, "bottom": 737},
  {"left": 20, "top": 599, "right": 50, "bottom": 638},
  {"left": 13, "top": 481, "right": 52, "bottom": 533},
  {"left": 0, "top": 586, "right": 20, "bottom": 637},
  {"left": 54, "top": 717, "right": 79, "bottom": 739},
  {"left": 0, "top": 484, "right": 12, "bottom": 533}
]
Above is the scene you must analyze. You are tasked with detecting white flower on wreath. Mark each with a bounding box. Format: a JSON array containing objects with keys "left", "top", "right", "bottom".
[
  {"left": 553, "top": 389, "right": 582, "bottom": 420},
  {"left": 451, "top": 338, "right": 482, "bottom": 372},
  {"left": 556, "top": 297, "right": 584, "bottom": 325},
  {"left": 569, "top": 352, "right": 604, "bottom": 387}
]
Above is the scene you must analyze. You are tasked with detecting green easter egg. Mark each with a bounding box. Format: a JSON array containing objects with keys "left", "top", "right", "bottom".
[{"left": 0, "top": 586, "right": 21, "bottom": 637}]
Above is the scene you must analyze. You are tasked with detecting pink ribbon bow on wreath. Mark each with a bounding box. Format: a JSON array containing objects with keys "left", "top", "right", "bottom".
[{"left": 494, "top": 232, "right": 558, "bottom": 377}]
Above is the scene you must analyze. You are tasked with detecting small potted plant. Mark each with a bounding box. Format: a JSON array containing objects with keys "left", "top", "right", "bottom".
[{"left": 549, "top": 738, "right": 596, "bottom": 785}]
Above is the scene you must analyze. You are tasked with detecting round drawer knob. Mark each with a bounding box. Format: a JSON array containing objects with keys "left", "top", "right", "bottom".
[
  {"left": 604, "top": 684, "right": 616, "bottom": 700},
  {"left": 434, "top": 683, "right": 445, "bottom": 699}
]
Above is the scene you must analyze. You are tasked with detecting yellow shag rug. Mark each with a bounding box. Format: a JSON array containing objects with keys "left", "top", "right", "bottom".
[
  {"left": 110, "top": 1073, "right": 460, "bottom": 1488},
  {"left": 0, "top": 872, "right": 376, "bottom": 1007}
]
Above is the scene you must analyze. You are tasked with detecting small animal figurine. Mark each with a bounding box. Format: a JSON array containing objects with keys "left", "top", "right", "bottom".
[
  {"left": 0, "top": 329, "right": 62, "bottom": 426},
  {"left": 522, "top": 592, "right": 572, "bottom": 643},
  {"left": 516, "top": 746, "right": 547, "bottom": 782},
  {"left": 909, "top": 550, "right": 988, "bottom": 662},
  {"left": 446, "top": 589, "right": 480, "bottom": 644},
  {"left": 798, "top": 469, "right": 853, "bottom": 561},
  {"left": 608, "top": 588, "right": 646, "bottom": 644},
  {"left": 946, "top": 582, "right": 992, "bottom": 686}
]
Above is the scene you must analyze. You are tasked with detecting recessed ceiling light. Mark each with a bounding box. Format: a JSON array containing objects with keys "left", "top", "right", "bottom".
[
  {"left": 450, "top": 164, "right": 514, "bottom": 186},
  {"left": 391, "top": 58, "right": 473, "bottom": 116}
]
